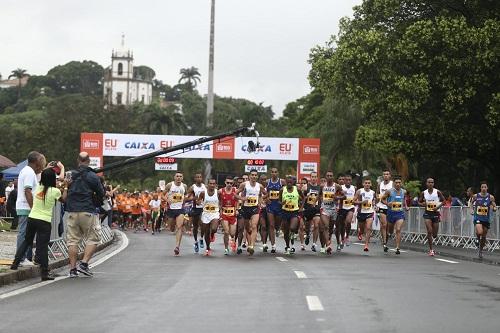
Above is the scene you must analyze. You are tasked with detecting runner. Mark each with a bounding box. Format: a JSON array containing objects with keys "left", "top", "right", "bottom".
[
  {"left": 354, "top": 178, "right": 376, "bottom": 252},
  {"left": 381, "top": 176, "right": 408, "bottom": 254},
  {"left": 187, "top": 173, "right": 206, "bottom": 253},
  {"left": 149, "top": 193, "right": 161, "bottom": 235},
  {"left": 265, "top": 167, "right": 285, "bottom": 253},
  {"left": 219, "top": 176, "right": 239, "bottom": 255},
  {"left": 197, "top": 179, "right": 220, "bottom": 256},
  {"left": 235, "top": 176, "right": 246, "bottom": 254},
  {"left": 338, "top": 174, "right": 356, "bottom": 246},
  {"left": 321, "top": 172, "right": 342, "bottom": 254},
  {"left": 279, "top": 175, "right": 304, "bottom": 254},
  {"left": 302, "top": 172, "right": 321, "bottom": 252},
  {"left": 165, "top": 173, "right": 188, "bottom": 256},
  {"left": 131, "top": 192, "right": 142, "bottom": 232},
  {"left": 258, "top": 174, "right": 270, "bottom": 252},
  {"left": 122, "top": 191, "right": 133, "bottom": 230},
  {"left": 471, "top": 181, "right": 497, "bottom": 258},
  {"left": 418, "top": 178, "right": 445, "bottom": 256},
  {"left": 141, "top": 190, "right": 151, "bottom": 232},
  {"left": 236, "top": 169, "right": 266, "bottom": 255},
  {"left": 376, "top": 170, "right": 393, "bottom": 252}
]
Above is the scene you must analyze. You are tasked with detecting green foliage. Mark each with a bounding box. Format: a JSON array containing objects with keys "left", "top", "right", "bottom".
[
  {"left": 404, "top": 180, "right": 421, "bottom": 198},
  {"left": 47, "top": 60, "right": 103, "bottom": 95}
]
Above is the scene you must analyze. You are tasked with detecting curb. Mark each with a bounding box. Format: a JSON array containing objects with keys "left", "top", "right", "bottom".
[
  {"left": 0, "top": 230, "right": 117, "bottom": 287},
  {"left": 401, "top": 243, "right": 500, "bottom": 266}
]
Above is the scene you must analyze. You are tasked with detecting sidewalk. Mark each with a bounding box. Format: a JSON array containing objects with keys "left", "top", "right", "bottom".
[
  {"left": 0, "top": 231, "right": 17, "bottom": 262},
  {"left": 400, "top": 241, "right": 500, "bottom": 265}
]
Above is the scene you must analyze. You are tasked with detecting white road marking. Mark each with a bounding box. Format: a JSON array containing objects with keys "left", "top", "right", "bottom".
[
  {"left": 0, "top": 230, "right": 129, "bottom": 301},
  {"left": 435, "top": 258, "right": 459, "bottom": 264},
  {"left": 353, "top": 242, "right": 365, "bottom": 246},
  {"left": 306, "top": 296, "right": 324, "bottom": 311},
  {"left": 294, "top": 270, "right": 307, "bottom": 279},
  {"left": 389, "top": 248, "right": 407, "bottom": 253},
  {"left": 276, "top": 257, "right": 288, "bottom": 262}
]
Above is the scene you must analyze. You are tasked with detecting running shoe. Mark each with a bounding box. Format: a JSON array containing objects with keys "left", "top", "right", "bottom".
[
  {"left": 152, "top": 231, "right": 155, "bottom": 235},
  {"left": 301, "top": 244, "right": 306, "bottom": 251},
  {"left": 263, "top": 244, "right": 268, "bottom": 253},
  {"left": 336, "top": 244, "right": 341, "bottom": 252},
  {"left": 290, "top": 235, "right": 295, "bottom": 245},
  {"left": 305, "top": 234, "right": 310, "bottom": 246},
  {"left": 290, "top": 247, "right": 295, "bottom": 254},
  {"left": 69, "top": 269, "right": 79, "bottom": 278},
  {"left": 237, "top": 247, "right": 243, "bottom": 255},
  {"left": 242, "top": 242, "right": 247, "bottom": 249},
  {"left": 311, "top": 243, "right": 317, "bottom": 252},
  {"left": 224, "top": 248, "right": 229, "bottom": 256},
  {"left": 248, "top": 246, "right": 255, "bottom": 255},
  {"left": 345, "top": 237, "right": 351, "bottom": 246},
  {"left": 271, "top": 246, "right": 276, "bottom": 254},
  {"left": 77, "top": 263, "right": 93, "bottom": 277},
  {"left": 383, "top": 244, "right": 389, "bottom": 253},
  {"left": 340, "top": 242, "right": 344, "bottom": 250},
  {"left": 428, "top": 249, "right": 435, "bottom": 257},
  {"left": 205, "top": 249, "right": 211, "bottom": 256},
  {"left": 174, "top": 247, "right": 180, "bottom": 256},
  {"left": 320, "top": 247, "right": 326, "bottom": 254},
  {"left": 199, "top": 239, "right": 204, "bottom": 249},
  {"left": 194, "top": 242, "right": 199, "bottom": 253},
  {"left": 326, "top": 246, "right": 332, "bottom": 255},
  {"left": 395, "top": 248, "right": 401, "bottom": 255},
  {"left": 284, "top": 247, "right": 290, "bottom": 255},
  {"left": 363, "top": 246, "right": 369, "bottom": 252}
]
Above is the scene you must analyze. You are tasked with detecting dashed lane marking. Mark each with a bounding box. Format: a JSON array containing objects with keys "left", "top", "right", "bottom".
[
  {"left": 306, "top": 296, "right": 324, "bottom": 311},
  {"left": 294, "top": 270, "right": 307, "bottom": 279},
  {"left": 276, "top": 257, "right": 288, "bottom": 262},
  {"left": 435, "top": 258, "right": 459, "bottom": 264}
]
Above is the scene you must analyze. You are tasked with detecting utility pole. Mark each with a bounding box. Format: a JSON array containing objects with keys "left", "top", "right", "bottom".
[{"left": 206, "top": 0, "right": 215, "bottom": 128}]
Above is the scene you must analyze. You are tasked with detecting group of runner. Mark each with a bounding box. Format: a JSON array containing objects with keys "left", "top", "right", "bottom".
[{"left": 111, "top": 169, "right": 497, "bottom": 258}]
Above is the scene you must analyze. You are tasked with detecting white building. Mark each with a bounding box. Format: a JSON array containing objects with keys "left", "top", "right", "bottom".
[{"left": 103, "top": 37, "right": 153, "bottom": 106}]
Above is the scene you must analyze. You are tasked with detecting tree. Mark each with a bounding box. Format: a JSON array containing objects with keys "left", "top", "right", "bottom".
[
  {"left": 309, "top": 0, "right": 500, "bottom": 193},
  {"left": 47, "top": 61, "right": 103, "bottom": 95},
  {"left": 178, "top": 67, "right": 201, "bottom": 90},
  {"left": 8, "top": 68, "right": 28, "bottom": 99},
  {"left": 144, "top": 103, "right": 188, "bottom": 135}
]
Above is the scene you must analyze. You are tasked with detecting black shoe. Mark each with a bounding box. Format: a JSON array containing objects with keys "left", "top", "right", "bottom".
[
  {"left": 69, "top": 269, "right": 79, "bottom": 278},
  {"left": 383, "top": 244, "right": 389, "bottom": 253},
  {"left": 237, "top": 248, "right": 242, "bottom": 255},
  {"left": 10, "top": 263, "right": 19, "bottom": 270},
  {"left": 395, "top": 248, "right": 401, "bottom": 255},
  {"left": 305, "top": 234, "right": 310, "bottom": 246},
  {"left": 41, "top": 272, "right": 57, "bottom": 281},
  {"left": 77, "top": 263, "right": 93, "bottom": 277}
]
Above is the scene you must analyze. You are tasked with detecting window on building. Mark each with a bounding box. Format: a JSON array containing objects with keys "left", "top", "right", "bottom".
[
  {"left": 116, "top": 92, "right": 122, "bottom": 105},
  {"left": 141, "top": 95, "right": 145, "bottom": 103},
  {"left": 118, "top": 63, "right": 123, "bottom": 75}
]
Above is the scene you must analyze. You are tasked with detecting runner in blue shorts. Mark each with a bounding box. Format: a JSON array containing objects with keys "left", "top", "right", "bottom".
[
  {"left": 381, "top": 176, "right": 408, "bottom": 254},
  {"left": 471, "top": 181, "right": 497, "bottom": 258}
]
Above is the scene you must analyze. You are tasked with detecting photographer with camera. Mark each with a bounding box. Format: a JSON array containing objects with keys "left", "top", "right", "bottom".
[{"left": 65, "top": 152, "right": 105, "bottom": 278}]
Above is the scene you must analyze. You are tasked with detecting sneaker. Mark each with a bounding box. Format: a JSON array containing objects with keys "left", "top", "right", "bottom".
[
  {"left": 237, "top": 247, "right": 243, "bottom": 255},
  {"left": 301, "top": 244, "right": 306, "bottom": 251},
  {"left": 152, "top": 231, "right": 155, "bottom": 235},
  {"left": 242, "top": 242, "right": 247, "bottom": 249},
  {"left": 284, "top": 247, "right": 290, "bottom": 255},
  {"left": 340, "top": 242, "right": 344, "bottom": 250},
  {"left": 320, "top": 247, "right": 326, "bottom": 254},
  {"left": 311, "top": 243, "right": 317, "bottom": 252},
  {"left": 336, "top": 244, "right": 341, "bottom": 252},
  {"left": 20, "top": 259, "right": 34, "bottom": 267},
  {"left": 199, "top": 239, "right": 204, "bottom": 249},
  {"left": 383, "top": 244, "right": 389, "bottom": 253},
  {"left": 358, "top": 231, "right": 362, "bottom": 241},
  {"left": 345, "top": 238, "right": 351, "bottom": 246},
  {"left": 305, "top": 234, "right": 310, "bottom": 245},
  {"left": 10, "top": 262, "right": 19, "bottom": 270},
  {"left": 271, "top": 246, "right": 276, "bottom": 254},
  {"left": 395, "top": 248, "right": 401, "bottom": 255},
  {"left": 194, "top": 242, "right": 199, "bottom": 253},
  {"left": 224, "top": 248, "right": 229, "bottom": 256},
  {"left": 326, "top": 246, "right": 332, "bottom": 255},
  {"left": 428, "top": 249, "right": 435, "bottom": 257},
  {"left": 41, "top": 272, "right": 58, "bottom": 281},
  {"left": 77, "top": 263, "right": 93, "bottom": 277},
  {"left": 363, "top": 246, "right": 369, "bottom": 252},
  {"left": 248, "top": 246, "right": 255, "bottom": 255},
  {"left": 290, "top": 247, "right": 295, "bottom": 254},
  {"left": 204, "top": 249, "right": 211, "bottom": 256},
  {"left": 263, "top": 244, "right": 268, "bottom": 253},
  {"left": 174, "top": 247, "right": 180, "bottom": 256},
  {"left": 69, "top": 269, "right": 79, "bottom": 278}
]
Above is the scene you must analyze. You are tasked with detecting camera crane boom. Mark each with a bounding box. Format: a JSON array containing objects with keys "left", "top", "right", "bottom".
[{"left": 93, "top": 123, "right": 260, "bottom": 173}]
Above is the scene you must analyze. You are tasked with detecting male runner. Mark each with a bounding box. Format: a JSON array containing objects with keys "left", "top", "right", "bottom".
[
  {"left": 235, "top": 176, "right": 246, "bottom": 254},
  {"left": 302, "top": 172, "right": 321, "bottom": 252},
  {"left": 141, "top": 190, "right": 151, "bottom": 232},
  {"left": 258, "top": 174, "right": 270, "bottom": 251},
  {"left": 381, "top": 176, "right": 408, "bottom": 254},
  {"left": 338, "top": 174, "right": 356, "bottom": 246},
  {"left": 471, "top": 181, "right": 497, "bottom": 258},
  {"left": 187, "top": 173, "right": 206, "bottom": 253},
  {"left": 131, "top": 192, "right": 142, "bottom": 232},
  {"left": 279, "top": 175, "right": 304, "bottom": 254},
  {"left": 354, "top": 178, "right": 376, "bottom": 252},
  {"left": 149, "top": 193, "right": 161, "bottom": 235},
  {"left": 236, "top": 169, "right": 266, "bottom": 255},
  {"left": 320, "top": 171, "right": 342, "bottom": 254},
  {"left": 265, "top": 167, "right": 285, "bottom": 253},
  {"left": 197, "top": 179, "right": 220, "bottom": 256},
  {"left": 165, "top": 173, "right": 188, "bottom": 256},
  {"left": 219, "top": 176, "right": 238, "bottom": 255},
  {"left": 418, "top": 178, "right": 445, "bottom": 256},
  {"left": 376, "top": 170, "right": 393, "bottom": 252}
]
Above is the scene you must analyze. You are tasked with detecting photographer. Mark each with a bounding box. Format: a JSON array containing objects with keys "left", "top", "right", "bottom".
[{"left": 65, "top": 152, "right": 105, "bottom": 278}]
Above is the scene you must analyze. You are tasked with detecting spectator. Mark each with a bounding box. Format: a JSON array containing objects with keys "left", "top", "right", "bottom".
[
  {"left": 0, "top": 173, "right": 6, "bottom": 198},
  {"left": 15, "top": 151, "right": 46, "bottom": 266},
  {"left": 11, "top": 165, "right": 67, "bottom": 280},
  {"left": 465, "top": 187, "right": 474, "bottom": 208},
  {"left": 5, "top": 181, "right": 14, "bottom": 202},
  {"left": 7, "top": 180, "right": 18, "bottom": 230},
  {"left": 451, "top": 195, "right": 464, "bottom": 206},
  {"left": 65, "top": 152, "right": 105, "bottom": 278}
]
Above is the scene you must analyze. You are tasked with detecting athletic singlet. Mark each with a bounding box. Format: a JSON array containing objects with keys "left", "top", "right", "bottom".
[
  {"left": 304, "top": 184, "right": 321, "bottom": 208},
  {"left": 474, "top": 193, "right": 491, "bottom": 222},
  {"left": 243, "top": 181, "right": 260, "bottom": 207},
  {"left": 321, "top": 183, "right": 337, "bottom": 209},
  {"left": 282, "top": 186, "right": 300, "bottom": 212},
  {"left": 387, "top": 188, "right": 405, "bottom": 212},
  {"left": 266, "top": 178, "right": 282, "bottom": 204},
  {"left": 342, "top": 184, "right": 356, "bottom": 210},
  {"left": 202, "top": 189, "right": 219, "bottom": 213},
  {"left": 168, "top": 182, "right": 186, "bottom": 210},
  {"left": 220, "top": 188, "right": 238, "bottom": 216},
  {"left": 360, "top": 189, "right": 375, "bottom": 214},
  {"left": 192, "top": 183, "right": 207, "bottom": 209},
  {"left": 377, "top": 180, "right": 393, "bottom": 209},
  {"left": 424, "top": 189, "right": 440, "bottom": 212}
]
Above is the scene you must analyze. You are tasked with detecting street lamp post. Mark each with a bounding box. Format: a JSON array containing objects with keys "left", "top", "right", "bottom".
[{"left": 206, "top": 0, "right": 215, "bottom": 128}]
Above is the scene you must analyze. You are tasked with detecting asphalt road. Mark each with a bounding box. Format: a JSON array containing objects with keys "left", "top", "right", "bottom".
[{"left": 1, "top": 230, "right": 499, "bottom": 333}]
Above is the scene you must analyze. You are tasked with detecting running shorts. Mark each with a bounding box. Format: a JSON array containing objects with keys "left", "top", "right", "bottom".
[
  {"left": 241, "top": 206, "right": 260, "bottom": 220},
  {"left": 387, "top": 211, "right": 405, "bottom": 224},
  {"left": 473, "top": 220, "right": 490, "bottom": 229},
  {"left": 338, "top": 208, "right": 355, "bottom": 218},
  {"left": 167, "top": 208, "right": 185, "bottom": 219},
  {"left": 281, "top": 210, "right": 299, "bottom": 222},
  {"left": 266, "top": 202, "right": 282, "bottom": 216},
  {"left": 304, "top": 206, "right": 320, "bottom": 221},
  {"left": 423, "top": 211, "right": 440, "bottom": 223},
  {"left": 321, "top": 207, "right": 337, "bottom": 220},
  {"left": 201, "top": 212, "right": 219, "bottom": 224},
  {"left": 190, "top": 207, "right": 203, "bottom": 217},
  {"left": 357, "top": 212, "right": 374, "bottom": 222},
  {"left": 378, "top": 208, "right": 388, "bottom": 215}
]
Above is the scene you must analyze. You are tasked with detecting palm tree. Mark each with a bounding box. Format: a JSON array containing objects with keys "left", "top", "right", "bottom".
[
  {"left": 178, "top": 67, "right": 201, "bottom": 90},
  {"left": 8, "top": 68, "right": 28, "bottom": 99},
  {"left": 145, "top": 103, "right": 188, "bottom": 135}
]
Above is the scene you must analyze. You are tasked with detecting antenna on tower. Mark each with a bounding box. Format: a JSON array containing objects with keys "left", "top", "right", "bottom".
[{"left": 121, "top": 33, "right": 125, "bottom": 47}]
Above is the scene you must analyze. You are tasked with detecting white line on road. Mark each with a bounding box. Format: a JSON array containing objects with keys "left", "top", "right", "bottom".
[
  {"left": 389, "top": 248, "right": 407, "bottom": 253},
  {"left": 0, "top": 230, "right": 129, "bottom": 301},
  {"left": 294, "top": 271, "right": 307, "bottom": 279},
  {"left": 276, "top": 257, "right": 288, "bottom": 262},
  {"left": 435, "top": 258, "right": 459, "bottom": 264},
  {"left": 306, "top": 296, "right": 324, "bottom": 311}
]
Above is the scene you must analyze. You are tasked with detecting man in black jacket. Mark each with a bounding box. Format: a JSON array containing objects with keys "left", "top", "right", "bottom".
[
  {"left": 6, "top": 181, "right": 18, "bottom": 230},
  {"left": 65, "top": 152, "right": 105, "bottom": 278}
]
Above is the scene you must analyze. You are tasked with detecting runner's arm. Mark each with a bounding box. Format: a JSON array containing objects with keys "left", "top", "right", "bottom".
[
  {"left": 437, "top": 190, "right": 446, "bottom": 209},
  {"left": 235, "top": 183, "right": 246, "bottom": 201},
  {"left": 353, "top": 189, "right": 363, "bottom": 205},
  {"left": 418, "top": 191, "right": 425, "bottom": 207},
  {"left": 381, "top": 190, "right": 390, "bottom": 206}
]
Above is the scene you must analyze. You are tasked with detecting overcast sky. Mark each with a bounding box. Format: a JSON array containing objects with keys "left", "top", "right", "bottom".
[{"left": 1, "top": 0, "right": 361, "bottom": 117}]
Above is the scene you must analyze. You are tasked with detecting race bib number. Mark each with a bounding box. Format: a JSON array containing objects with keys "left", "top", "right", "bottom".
[
  {"left": 391, "top": 202, "right": 402, "bottom": 211},
  {"left": 284, "top": 202, "right": 296, "bottom": 211},
  {"left": 222, "top": 207, "right": 235, "bottom": 216},
  {"left": 323, "top": 192, "right": 334, "bottom": 203},
  {"left": 245, "top": 197, "right": 258, "bottom": 207},
  {"left": 477, "top": 206, "right": 488, "bottom": 216},
  {"left": 204, "top": 204, "right": 218, "bottom": 213},
  {"left": 307, "top": 194, "right": 317, "bottom": 205},
  {"left": 362, "top": 201, "right": 372, "bottom": 209},
  {"left": 172, "top": 193, "right": 183, "bottom": 203},
  {"left": 426, "top": 202, "right": 437, "bottom": 211},
  {"left": 343, "top": 198, "right": 354, "bottom": 206},
  {"left": 269, "top": 191, "right": 280, "bottom": 200}
]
